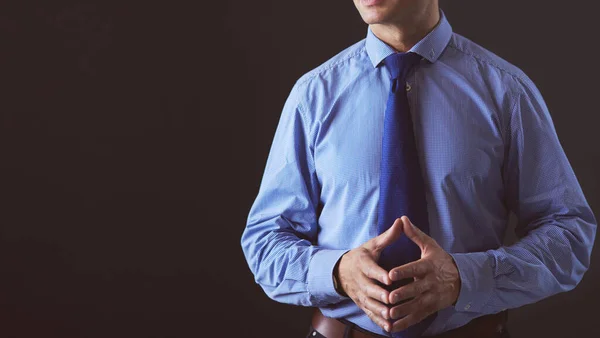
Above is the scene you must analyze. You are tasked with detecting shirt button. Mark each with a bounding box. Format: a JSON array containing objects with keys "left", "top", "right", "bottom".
[
  {"left": 312, "top": 331, "right": 317, "bottom": 336},
  {"left": 405, "top": 83, "right": 412, "bottom": 92},
  {"left": 464, "top": 303, "right": 471, "bottom": 310}
]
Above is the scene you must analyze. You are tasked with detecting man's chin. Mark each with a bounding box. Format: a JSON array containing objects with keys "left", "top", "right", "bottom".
[{"left": 359, "top": 10, "right": 391, "bottom": 25}]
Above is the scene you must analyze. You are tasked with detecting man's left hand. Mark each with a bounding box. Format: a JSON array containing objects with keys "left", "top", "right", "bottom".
[{"left": 387, "top": 216, "right": 462, "bottom": 333}]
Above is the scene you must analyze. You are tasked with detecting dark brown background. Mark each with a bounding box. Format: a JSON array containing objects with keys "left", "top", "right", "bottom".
[{"left": 1, "top": 1, "right": 598, "bottom": 337}]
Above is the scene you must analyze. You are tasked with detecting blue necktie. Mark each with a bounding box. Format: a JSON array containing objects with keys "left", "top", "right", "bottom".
[{"left": 377, "top": 51, "right": 437, "bottom": 337}]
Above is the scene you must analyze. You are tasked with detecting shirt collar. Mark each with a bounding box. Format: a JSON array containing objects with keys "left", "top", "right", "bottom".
[{"left": 365, "top": 7, "right": 453, "bottom": 67}]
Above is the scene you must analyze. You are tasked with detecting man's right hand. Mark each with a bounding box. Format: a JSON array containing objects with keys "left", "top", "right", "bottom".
[{"left": 335, "top": 218, "right": 404, "bottom": 332}]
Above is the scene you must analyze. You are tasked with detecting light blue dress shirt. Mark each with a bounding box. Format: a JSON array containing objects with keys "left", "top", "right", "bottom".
[{"left": 241, "top": 8, "right": 597, "bottom": 336}]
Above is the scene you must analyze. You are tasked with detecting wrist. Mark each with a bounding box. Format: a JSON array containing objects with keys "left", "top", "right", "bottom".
[
  {"left": 333, "top": 255, "right": 348, "bottom": 297},
  {"left": 451, "top": 258, "right": 461, "bottom": 306}
]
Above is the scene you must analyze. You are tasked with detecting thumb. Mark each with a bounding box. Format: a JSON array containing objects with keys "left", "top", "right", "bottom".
[
  {"left": 401, "top": 215, "right": 431, "bottom": 251},
  {"left": 369, "top": 218, "right": 404, "bottom": 254}
]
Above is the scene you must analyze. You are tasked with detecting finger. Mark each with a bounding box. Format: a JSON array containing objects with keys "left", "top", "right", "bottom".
[
  {"left": 390, "top": 313, "right": 424, "bottom": 333},
  {"left": 389, "top": 279, "right": 432, "bottom": 305},
  {"left": 361, "top": 253, "right": 392, "bottom": 286},
  {"left": 389, "top": 296, "right": 418, "bottom": 321},
  {"left": 390, "top": 293, "right": 436, "bottom": 328},
  {"left": 359, "top": 274, "right": 391, "bottom": 305},
  {"left": 401, "top": 215, "right": 432, "bottom": 250},
  {"left": 388, "top": 259, "right": 431, "bottom": 282},
  {"left": 361, "top": 293, "right": 391, "bottom": 320},
  {"left": 365, "top": 218, "right": 403, "bottom": 254},
  {"left": 363, "top": 307, "right": 392, "bottom": 332}
]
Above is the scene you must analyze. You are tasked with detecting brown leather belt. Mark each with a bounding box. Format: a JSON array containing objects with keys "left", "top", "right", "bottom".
[{"left": 311, "top": 308, "right": 508, "bottom": 338}]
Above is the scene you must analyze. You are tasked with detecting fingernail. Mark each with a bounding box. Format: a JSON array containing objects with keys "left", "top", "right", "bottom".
[{"left": 392, "top": 294, "right": 399, "bottom": 303}]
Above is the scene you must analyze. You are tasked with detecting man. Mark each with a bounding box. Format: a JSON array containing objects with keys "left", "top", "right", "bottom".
[{"left": 241, "top": 0, "right": 597, "bottom": 337}]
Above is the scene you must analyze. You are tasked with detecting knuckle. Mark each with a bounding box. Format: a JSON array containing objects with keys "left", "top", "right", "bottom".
[
  {"left": 390, "top": 307, "right": 399, "bottom": 320},
  {"left": 370, "top": 285, "right": 380, "bottom": 298},
  {"left": 360, "top": 281, "right": 370, "bottom": 293},
  {"left": 391, "top": 303, "right": 404, "bottom": 318},
  {"left": 362, "top": 244, "right": 375, "bottom": 255},
  {"left": 356, "top": 247, "right": 367, "bottom": 258},
  {"left": 360, "top": 294, "right": 368, "bottom": 306},
  {"left": 359, "top": 250, "right": 372, "bottom": 263},
  {"left": 362, "top": 241, "right": 372, "bottom": 250}
]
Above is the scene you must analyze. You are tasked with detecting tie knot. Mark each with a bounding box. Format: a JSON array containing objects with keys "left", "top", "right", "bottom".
[{"left": 383, "top": 51, "right": 422, "bottom": 80}]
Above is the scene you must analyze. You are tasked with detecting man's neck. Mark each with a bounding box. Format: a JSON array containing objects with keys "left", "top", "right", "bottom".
[{"left": 369, "top": 5, "right": 440, "bottom": 53}]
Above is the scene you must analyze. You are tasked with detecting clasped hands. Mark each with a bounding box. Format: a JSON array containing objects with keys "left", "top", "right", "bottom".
[{"left": 335, "top": 216, "right": 461, "bottom": 333}]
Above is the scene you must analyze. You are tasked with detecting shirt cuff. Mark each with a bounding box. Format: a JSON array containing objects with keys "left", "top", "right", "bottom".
[
  {"left": 307, "top": 249, "right": 350, "bottom": 305},
  {"left": 448, "top": 251, "right": 495, "bottom": 313}
]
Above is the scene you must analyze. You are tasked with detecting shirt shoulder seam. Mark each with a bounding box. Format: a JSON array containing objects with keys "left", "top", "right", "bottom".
[
  {"left": 294, "top": 44, "right": 366, "bottom": 139},
  {"left": 296, "top": 45, "right": 367, "bottom": 87},
  {"left": 447, "top": 39, "right": 526, "bottom": 88}
]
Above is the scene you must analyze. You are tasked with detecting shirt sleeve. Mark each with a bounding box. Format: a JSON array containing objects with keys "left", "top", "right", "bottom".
[
  {"left": 240, "top": 80, "right": 350, "bottom": 307},
  {"left": 449, "top": 75, "right": 597, "bottom": 314}
]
